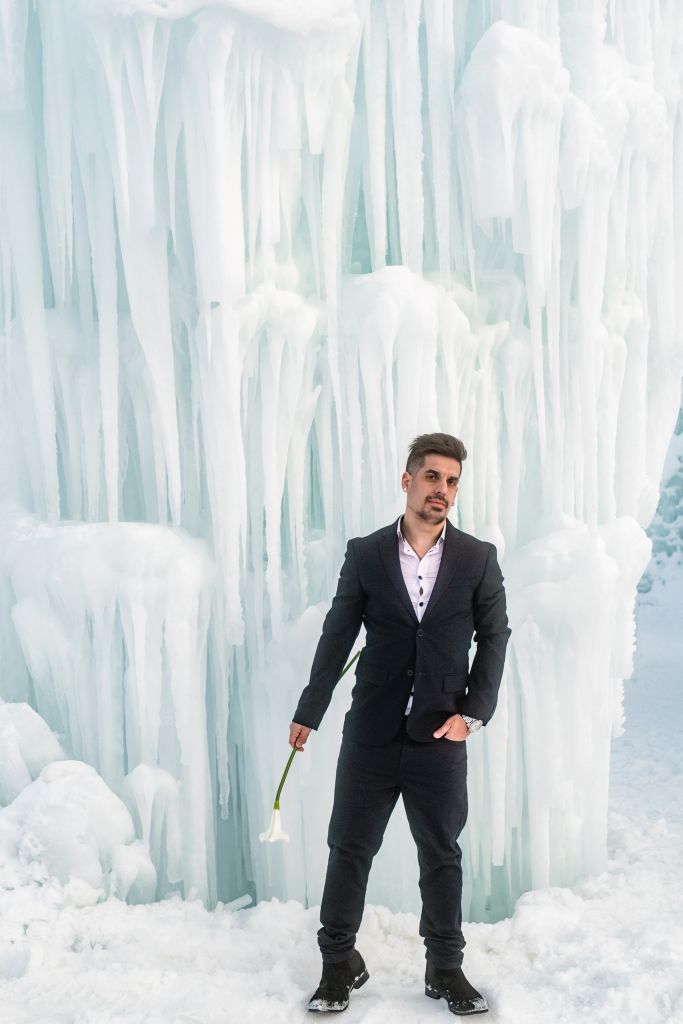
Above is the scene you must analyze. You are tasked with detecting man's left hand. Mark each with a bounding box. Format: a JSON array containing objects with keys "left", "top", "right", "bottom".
[{"left": 433, "top": 714, "right": 468, "bottom": 742}]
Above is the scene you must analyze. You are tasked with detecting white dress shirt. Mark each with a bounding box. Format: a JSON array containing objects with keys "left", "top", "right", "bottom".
[
  {"left": 397, "top": 516, "right": 481, "bottom": 731},
  {"left": 397, "top": 516, "right": 446, "bottom": 714}
]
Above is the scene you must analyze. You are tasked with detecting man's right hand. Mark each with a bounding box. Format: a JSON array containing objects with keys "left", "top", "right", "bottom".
[{"left": 289, "top": 722, "right": 312, "bottom": 752}]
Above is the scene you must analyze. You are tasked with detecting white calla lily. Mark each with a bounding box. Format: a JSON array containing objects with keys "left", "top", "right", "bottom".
[{"left": 259, "top": 807, "right": 290, "bottom": 843}]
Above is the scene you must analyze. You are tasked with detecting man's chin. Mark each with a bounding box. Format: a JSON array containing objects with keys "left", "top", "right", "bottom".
[{"left": 419, "top": 505, "right": 447, "bottom": 522}]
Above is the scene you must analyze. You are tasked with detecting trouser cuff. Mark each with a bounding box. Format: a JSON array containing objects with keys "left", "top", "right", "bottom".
[
  {"left": 320, "top": 949, "right": 356, "bottom": 965},
  {"left": 318, "top": 925, "right": 356, "bottom": 964},
  {"left": 426, "top": 950, "right": 465, "bottom": 969}
]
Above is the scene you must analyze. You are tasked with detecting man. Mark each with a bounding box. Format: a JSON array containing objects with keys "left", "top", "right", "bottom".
[{"left": 290, "top": 433, "right": 511, "bottom": 1016}]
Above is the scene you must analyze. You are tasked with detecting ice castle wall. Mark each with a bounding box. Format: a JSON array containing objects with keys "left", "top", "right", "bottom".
[{"left": 0, "top": 0, "right": 682, "bottom": 917}]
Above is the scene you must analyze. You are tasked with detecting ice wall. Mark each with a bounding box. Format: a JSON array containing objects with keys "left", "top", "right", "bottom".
[{"left": 0, "top": 0, "right": 682, "bottom": 916}]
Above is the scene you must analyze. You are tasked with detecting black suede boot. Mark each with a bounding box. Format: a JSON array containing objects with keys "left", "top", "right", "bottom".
[
  {"left": 307, "top": 950, "right": 369, "bottom": 1012},
  {"left": 425, "top": 962, "right": 488, "bottom": 1015}
]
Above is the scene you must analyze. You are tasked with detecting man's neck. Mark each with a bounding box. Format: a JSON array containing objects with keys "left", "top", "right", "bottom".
[{"left": 400, "top": 511, "right": 446, "bottom": 558}]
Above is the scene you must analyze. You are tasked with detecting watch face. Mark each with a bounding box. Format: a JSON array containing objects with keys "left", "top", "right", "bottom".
[{"left": 468, "top": 720, "right": 482, "bottom": 733}]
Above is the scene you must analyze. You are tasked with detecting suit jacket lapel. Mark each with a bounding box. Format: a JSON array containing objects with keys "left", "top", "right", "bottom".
[
  {"left": 379, "top": 520, "right": 418, "bottom": 624},
  {"left": 420, "top": 520, "right": 466, "bottom": 623}
]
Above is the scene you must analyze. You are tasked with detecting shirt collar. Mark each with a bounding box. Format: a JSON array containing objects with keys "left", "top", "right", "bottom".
[{"left": 397, "top": 515, "right": 447, "bottom": 550}]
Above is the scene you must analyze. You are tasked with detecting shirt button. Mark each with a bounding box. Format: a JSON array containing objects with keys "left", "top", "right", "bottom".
[
  {"left": 407, "top": 669, "right": 414, "bottom": 677},
  {"left": 417, "top": 629, "right": 424, "bottom": 637}
]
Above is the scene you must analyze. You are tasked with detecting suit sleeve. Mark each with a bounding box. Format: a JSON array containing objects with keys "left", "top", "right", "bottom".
[
  {"left": 458, "top": 543, "right": 511, "bottom": 725},
  {"left": 292, "top": 540, "right": 365, "bottom": 730}
]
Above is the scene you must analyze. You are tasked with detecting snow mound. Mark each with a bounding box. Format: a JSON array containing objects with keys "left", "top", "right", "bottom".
[
  {"left": 0, "top": 701, "right": 65, "bottom": 806},
  {"left": 0, "top": 760, "right": 156, "bottom": 906}
]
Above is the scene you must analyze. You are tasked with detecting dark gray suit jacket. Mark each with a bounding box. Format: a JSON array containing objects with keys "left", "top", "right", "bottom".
[{"left": 293, "top": 517, "right": 511, "bottom": 744}]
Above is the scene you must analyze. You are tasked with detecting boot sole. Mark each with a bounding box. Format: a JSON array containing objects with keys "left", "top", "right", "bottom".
[
  {"left": 308, "top": 969, "right": 369, "bottom": 1013},
  {"left": 425, "top": 984, "right": 488, "bottom": 1015}
]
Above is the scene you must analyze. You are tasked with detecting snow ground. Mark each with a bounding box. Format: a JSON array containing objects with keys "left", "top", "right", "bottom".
[{"left": 1, "top": 569, "right": 681, "bottom": 1024}]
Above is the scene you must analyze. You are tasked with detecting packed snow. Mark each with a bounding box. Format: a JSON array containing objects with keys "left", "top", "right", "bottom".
[{"left": 1, "top": 759, "right": 157, "bottom": 907}]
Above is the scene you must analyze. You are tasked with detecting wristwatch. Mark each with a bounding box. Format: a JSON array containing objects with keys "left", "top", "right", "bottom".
[{"left": 461, "top": 715, "right": 482, "bottom": 734}]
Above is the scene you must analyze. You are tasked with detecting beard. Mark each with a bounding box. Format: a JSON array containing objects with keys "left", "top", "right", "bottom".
[{"left": 418, "top": 500, "right": 447, "bottom": 522}]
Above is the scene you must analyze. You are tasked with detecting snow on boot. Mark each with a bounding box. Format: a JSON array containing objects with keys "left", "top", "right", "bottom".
[
  {"left": 307, "top": 950, "right": 369, "bottom": 1012},
  {"left": 425, "top": 962, "right": 489, "bottom": 1015}
]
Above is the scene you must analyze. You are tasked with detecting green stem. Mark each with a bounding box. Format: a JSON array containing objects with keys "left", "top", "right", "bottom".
[
  {"left": 274, "top": 747, "right": 296, "bottom": 809},
  {"left": 338, "top": 649, "right": 361, "bottom": 679},
  {"left": 273, "top": 648, "right": 362, "bottom": 809}
]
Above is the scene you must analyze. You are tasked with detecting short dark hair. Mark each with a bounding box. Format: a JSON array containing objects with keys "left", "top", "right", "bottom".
[{"left": 406, "top": 433, "right": 467, "bottom": 475}]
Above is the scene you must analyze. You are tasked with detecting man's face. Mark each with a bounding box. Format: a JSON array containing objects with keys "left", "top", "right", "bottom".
[{"left": 401, "top": 455, "right": 461, "bottom": 525}]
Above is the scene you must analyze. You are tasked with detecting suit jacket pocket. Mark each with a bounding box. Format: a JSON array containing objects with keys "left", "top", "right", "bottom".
[{"left": 443, "top": 673, "right": 467, "bottom": 694}]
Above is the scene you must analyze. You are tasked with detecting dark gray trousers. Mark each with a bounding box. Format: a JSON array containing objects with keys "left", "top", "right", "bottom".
[{"left": 318, "top": 716, "right": 468, "bottom": 969}]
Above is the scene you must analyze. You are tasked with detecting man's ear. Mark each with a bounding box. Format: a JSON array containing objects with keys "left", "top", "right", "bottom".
[{"left": 401, "top": 472, "right": 411, "bottom": 492}]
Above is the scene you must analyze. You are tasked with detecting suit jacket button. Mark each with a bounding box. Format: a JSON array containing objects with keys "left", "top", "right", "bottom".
[
  {"left": 407, "top": 669, "right": 414, "bottom": 677},
  {"left": 417, "top": 629, "right": 424, "bottom": 637}
]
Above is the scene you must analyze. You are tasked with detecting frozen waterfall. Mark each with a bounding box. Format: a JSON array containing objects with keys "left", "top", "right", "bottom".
[{"left": 0, "top": 0, "right": 682, "bottom": 920}]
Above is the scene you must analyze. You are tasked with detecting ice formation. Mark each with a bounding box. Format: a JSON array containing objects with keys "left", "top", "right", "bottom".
[
  {"left": 0, "top": 758, "right": 156, "bottom": 905},
  {"left": 0, "top": 700, "right": 65, "bottom": 805},
  {"left": 0, "top": 0, "right": 682, "bottom": 918}
]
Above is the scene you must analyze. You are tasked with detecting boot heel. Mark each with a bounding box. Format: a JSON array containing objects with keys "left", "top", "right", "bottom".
[
  {"left": 354, "top": 970, "right": 370, "bottom": 990},
  {"left": 425, "top": 986, "right": 440, "bottom": 1000}
]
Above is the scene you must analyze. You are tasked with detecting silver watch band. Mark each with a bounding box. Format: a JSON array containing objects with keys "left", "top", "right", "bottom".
[{"left": 461, "top": 715, "right": 482, "bottom": 733}]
